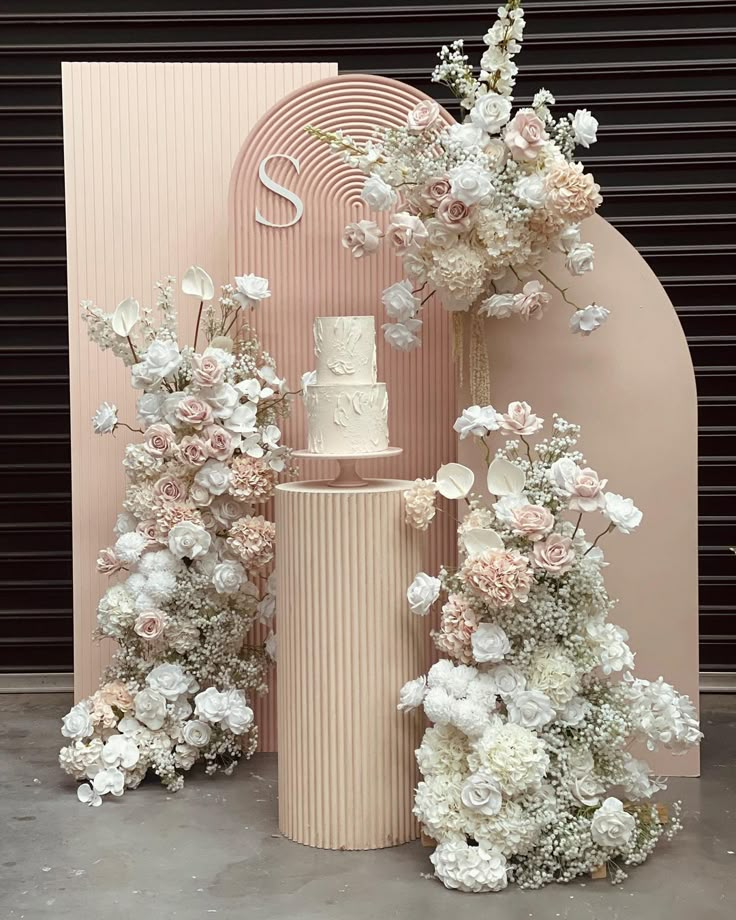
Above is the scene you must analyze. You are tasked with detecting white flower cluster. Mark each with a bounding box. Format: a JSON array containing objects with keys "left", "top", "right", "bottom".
[
  {"left": 400, "top": 401, "right": 702, "bottom": 892},
  {"left": 310, "top": 1, "right": 607, "bottom": 352},
  {"left": 62, "top": 267, "right": 290, "bottom": 804}
]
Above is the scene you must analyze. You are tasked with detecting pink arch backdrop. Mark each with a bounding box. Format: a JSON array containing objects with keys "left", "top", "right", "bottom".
[
  {"left": 231, "top": 74, "right": 699, "bottom": 773},
  {"left": 228, "top": 74, "right": 458, "bottom": 751},
  {"left": 458, "top": 216, "right": 700, "bottom": 775}
]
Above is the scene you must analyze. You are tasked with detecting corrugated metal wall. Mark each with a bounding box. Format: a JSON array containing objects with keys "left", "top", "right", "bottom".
[{"left": 0, "top": 0, "right": 734, "bottom": 674}]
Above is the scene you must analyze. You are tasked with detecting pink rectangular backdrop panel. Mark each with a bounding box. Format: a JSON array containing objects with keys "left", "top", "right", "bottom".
[{"left": 63, "top": 62, "right": 337, "bottom": 751}]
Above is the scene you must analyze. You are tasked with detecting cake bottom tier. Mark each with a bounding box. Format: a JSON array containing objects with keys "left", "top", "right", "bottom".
[{"left": 305, "top": 383, "right": 389, "bottom": 454}]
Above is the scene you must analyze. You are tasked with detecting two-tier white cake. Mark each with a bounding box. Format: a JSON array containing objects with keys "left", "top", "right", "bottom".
[{"left": 304, "top": 316, "right": 389, "bottom": 454}]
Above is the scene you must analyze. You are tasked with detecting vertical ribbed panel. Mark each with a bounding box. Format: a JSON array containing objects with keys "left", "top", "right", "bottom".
[
  {"left": 276, "top": 479, "right": 425, "bottom": 850},
  {"left": 62, "top": 62, "right": 337, "bottom": 752}
]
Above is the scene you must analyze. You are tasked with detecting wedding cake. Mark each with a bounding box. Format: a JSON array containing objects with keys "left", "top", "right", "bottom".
[{"left": 304, "top": 316, "right": 389, "bottom": 454}]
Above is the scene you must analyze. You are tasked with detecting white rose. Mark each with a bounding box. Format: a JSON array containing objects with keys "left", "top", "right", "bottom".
[
  {"left": 136, "top": 392, "right": 164, "bottom": 426},
  {"left": 590, "top": 797, "right": 636, "bottom": 848},
  {"left": 194, "top": 686, "right": 228, "bottom": 723},
  {"left": 381, "top": 280, "right": 419, "bottom": 323},
  {"left": 133, "top": 688, "right": 167, "bottom": 730},
  {"left": 548, "top": 457, "right": 579, "bottom": 496},
  {"left": 565, "top": 242, "right": 595, "bottom": 276},
  {"left": 382, "top": 319, "right": 422, "bottom": 352},
  {"left": 572, "top": 109, "right": 599, "bottom": 148},
  {"left": 469, "top": 92, "right": 512, "bottom": 133},
  {"left": 506, "top": 689, "right": 555, "bottom": 730},
  {"left": 490, "top": 664, "right": 526, "bottom": 698},
  {"left": 61, "top": 702, "right": 93, "bottom": 741},
  {"left": 203, "top": 383, "right": 239, "bottom": 419},
  {"left": 604, "top": 493, "right": 643, "bottom": 534},
  {"left": 92, "top": 401, "right": 118, "bottom": 434},
  {"left": 168, "top": 521, "right": 212, "bottom": 560},
  {"left": 406, "top": 98, "right": 440, "bottom": 133},
  {"left": 514, "top": 173, "right": 546, "bottom": 209},
  {"left": 424, "top": 218, "right": 456, "bottom": 248},
  {"left": 138, "top": 339, "right": 182, "bottom": 384},
  {"left": 407, "top": 572, "right": 441, "bottom": 615},
  {"left": 453, "top": 404, "right": 499, "bottom": 439},
  {"left": 446, "top": 121, "right": 488, "bottom": 152},
  {"left": 182, "top": 719, "right": 212, "bottom": 748},
  {"left": 222, "top": 689, "right": 254, "bottom": 734},
  {"left": 146, "top": 663, "right": 193, "bottom": 701},
  {"left": 194, "top": 459, "right": 231, "bottom": 496},
  {"left": 460, "top": 771, "right": 503, "bottom": 816},
  {"left": 570, "top": 303, "right": 610, "bottom": 336},
  {"left": 360, "top": 174, "right": 397, "bottom": 211},
  {"left": 479, "top": 292, "right": 515, "bottom": 319},
  {"left": 397, "top": 676, "right": 427, "bottom": 712},
  {"left": 449, "top": 163, "right": 494, "bottom": 205},
  {"left": 233, "top": 273, "right": 271, "bottom": 308},
  {"left": 471, "top": 623, "right": 511, "bottom": 663},
  {"left": 212, "top": 560, "right": 246, "bottom": 594},
  {"left": 386, "top": 211, "right": 428, "bottom": 253}
]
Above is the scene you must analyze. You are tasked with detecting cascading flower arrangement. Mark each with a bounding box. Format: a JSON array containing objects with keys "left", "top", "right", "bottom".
[
  {"left": 308, "top": 1, "right": 607, "bottom": 397},
  {"left": 59, "top": 268, "right": 291, "bottom": 806},
  {"left": 400, "top": 402, "right": 702, "bottom": 892}
]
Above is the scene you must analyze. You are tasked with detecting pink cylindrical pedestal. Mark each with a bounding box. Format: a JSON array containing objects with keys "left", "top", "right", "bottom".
[{"left": 275, "top": 479, "right": 426, "bottom": 850}]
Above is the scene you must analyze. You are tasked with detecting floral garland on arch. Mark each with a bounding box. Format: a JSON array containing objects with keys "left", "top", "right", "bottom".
[
  {"left": 308, "top": 1, "right": 606, "bottom": 399},
  {"left": 60, "top": 268, "right": 292, "bottom": 806},
  {"left": 400, "top": 402, "right": 702, "bottom": 892}
]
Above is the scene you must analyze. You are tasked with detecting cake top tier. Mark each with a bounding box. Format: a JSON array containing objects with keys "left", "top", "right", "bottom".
[{"left": 313, "top": 316, "right": 377, "bottom": 386}]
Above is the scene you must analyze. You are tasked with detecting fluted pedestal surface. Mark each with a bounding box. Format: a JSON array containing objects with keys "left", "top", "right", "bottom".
[{"left": 276, "top": 479, "right": 425, "bottom": 850}]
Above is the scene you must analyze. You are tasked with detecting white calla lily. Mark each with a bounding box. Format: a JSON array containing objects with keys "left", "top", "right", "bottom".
[
  {"left": 111, "top": 297, "right": 140, "bottom": 337},
  {"left": 436, "top": 463, "right": 475, "bottom": 500},
  {"left": 462, "top": 528, "right": 504, "bottom": 557},
  {"left": 182, "top": 265, "right": 215, "bottom": 301},
  {"left": 487, "top": 457, "right": 526, "bottom": 496}
]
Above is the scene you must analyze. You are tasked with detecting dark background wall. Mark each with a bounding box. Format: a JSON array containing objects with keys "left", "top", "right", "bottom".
[{"left": 0, "top": 0, "right": 734, "bottom": 675}]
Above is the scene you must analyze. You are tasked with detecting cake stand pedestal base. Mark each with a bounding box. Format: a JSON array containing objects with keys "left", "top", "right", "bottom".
[
  {"left": 275, "top": 478, "right": 426, "bottom": 850},
  {"left": 293, "top": 447, "right": 402, "bottom": 489}
]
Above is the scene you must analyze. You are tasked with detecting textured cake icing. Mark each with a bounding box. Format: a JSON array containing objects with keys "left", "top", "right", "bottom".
[
  {"left": 313, "top": 315, "right": 377, "bottom": 385},
  {"left": 305, "top": 316, "right": 389, "bottom": 454}
]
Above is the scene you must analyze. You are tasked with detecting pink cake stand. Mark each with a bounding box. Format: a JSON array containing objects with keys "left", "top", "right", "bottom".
[{"left": 293, "top": 447, "right": 403, "bottom": 488}]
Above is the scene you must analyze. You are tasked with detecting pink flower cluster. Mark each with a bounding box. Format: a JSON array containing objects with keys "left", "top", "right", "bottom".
[{"left": 462, "top": 548, "right": 533, "bottom": 608}]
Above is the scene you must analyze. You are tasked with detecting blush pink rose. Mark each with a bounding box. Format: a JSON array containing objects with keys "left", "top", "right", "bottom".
[
  {"left": 504, "top": 111, "right": 548, "bottom": 161},
  {"left": 407, "top": 99, "right": 440, "bottom": 133},
  {"left": 143, "top": 423, "right": 175, "bottom": 457},
  {"left": 206, "top": 425, "right": 235, "bottom": 461},
  {"left": 498, "top": 401, "right": 544, "bottom": 436},
  {"left": 176, "top": 396, "right": 213, "bottom": 429},
  {"left": 192, "top": 354, "right": 224, "bottom": 388},
  {"left": 421, "top": 177, "right": 451, "bottom": 208},
  {"left": 136, "top": 519, "right": 159, "bottom": 544},
  {"left": 568, "top": 467, "right": 607, "bottom": 513},
  {"left": 507, "top": 503, "right": 555, "bottom": 541},
  {"left": 153, "top": 475, "right": 187, "bottom": 504},
  {"left": 96, "top": 547, "right": 122, "bottom": 574},
  {"left": 134, "top": 609, "right": 167, "bottom": 640},
  {"left": 179, "top": 435, "right": 209, "bottom": 467},
  {"left": 532, "top": 534, "right": 576, "bottom": 575},
  {"left": 512, "top": 281, "right": 552, "bottom": 321},
  {"left": 386, "top": 212, "right": 428, "bottom": 254},
  {"left": 436, "top": 196, "right": 474, "bottom": 230}
]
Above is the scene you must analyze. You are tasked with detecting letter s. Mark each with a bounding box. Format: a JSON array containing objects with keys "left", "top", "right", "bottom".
[{"left": 255, "top": 154, "right": 304, "bottom": 228}]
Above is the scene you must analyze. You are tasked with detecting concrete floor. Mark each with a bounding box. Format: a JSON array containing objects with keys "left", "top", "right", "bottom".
[{"left": 0, "top": 694, "right": 733, "bottom": 920}]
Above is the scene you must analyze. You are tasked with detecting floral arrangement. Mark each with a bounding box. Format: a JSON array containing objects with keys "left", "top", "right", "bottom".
[
  {"left": 60, "top": 267, "right": 291, "bottom": 806},
  {"left": 400, "top": 402, "right": 702, "bottom": 892},
  {"left": 309, "top": 1, "right": 607, "bottom": 398}
]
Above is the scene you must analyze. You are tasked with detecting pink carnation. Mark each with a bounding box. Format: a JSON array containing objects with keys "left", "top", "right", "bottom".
[
  {"left": 432, "top": 594, "right": 479, "bottom": 664},
  {"left": 462, "top": 549, "right": 533, "bottom": 608}
]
